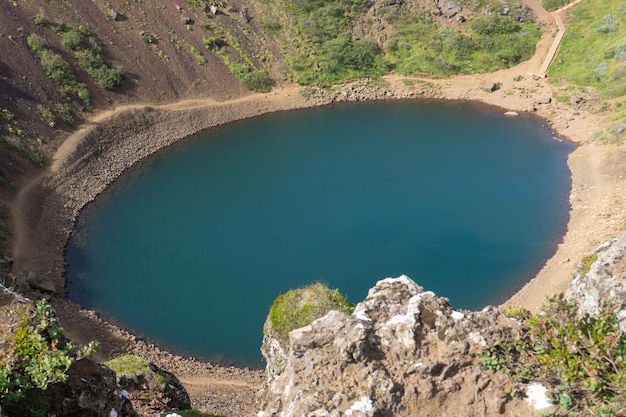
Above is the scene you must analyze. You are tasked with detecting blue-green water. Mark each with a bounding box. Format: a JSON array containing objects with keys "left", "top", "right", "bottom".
[{"left": 66, "top": 100, "right": 573, "bottom": 367}]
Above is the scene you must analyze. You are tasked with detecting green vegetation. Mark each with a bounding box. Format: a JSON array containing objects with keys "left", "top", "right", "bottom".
[
  {"left": 190, "top": 46, "right": 207, "bottom": 65},
  {"left": 0, "top": 222, "right": 8, "bottom": 240},
  {"left": 387, "top": 13, "right": 540, "bottom": 76},
  {"left": 37, "top": 104, "right": 56, "bottom": 125},
  {"left": 104, "top": 355, "right": 173, "bottom": 388},
  {"left": 542, "top": 0, "right": 570, "bottom": 12},
  {"left": 27, "top": 33, "right": 91, "bottom": 103},
  {"left": 549, "top": 0, "right": 626, "bottom": 98},
  {"left": 501, "top": 304, "right": 530, "bottom": 321},
  {"left": 482, "top": 295, "right": 626, "bottom": 416},
  {"left": 56, "top": 24, "right": 124, "bottom": 89},
  {"left": 263, "top": 0, "right": 388, "bottom": 85},
  {"left": 266, "top": 283, "right": 355, "bottom": 348},
  {"left": 240, "top": 68, "right": 273, "bottom": 92},
  {"left": 580, "top": 252, "right": 599, "bottom": 274},
  {"left": 53, "top": 103, "right": 74, "bottom": 125},
  {"left": 0, "top": 135, "right": 45, "bottom": 168},
  {"left": 0, "top": 300, "right": 99, "bottom": 416}
]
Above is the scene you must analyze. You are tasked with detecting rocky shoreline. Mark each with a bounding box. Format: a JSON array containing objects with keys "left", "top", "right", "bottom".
[{"left": 9, "top": 76, "right": 626, "bottom": 416}]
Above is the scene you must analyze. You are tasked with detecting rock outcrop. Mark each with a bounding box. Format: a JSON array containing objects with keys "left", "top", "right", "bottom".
[
  {"left": 566, "top": 231, "right": 626, "bottom": 329},
  {"left": 104, "top": 355, "right": 191, "bottom": 416},
  {"left": 259, "top": 275, "right": 542, "bottom": 417},
  {"left": 49, "top": 358, "right": 137, "bottom": 417}
]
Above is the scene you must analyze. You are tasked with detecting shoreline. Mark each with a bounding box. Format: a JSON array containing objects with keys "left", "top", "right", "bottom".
[{"left": 9, "top": 75, "right": 626, "bottom": 415}]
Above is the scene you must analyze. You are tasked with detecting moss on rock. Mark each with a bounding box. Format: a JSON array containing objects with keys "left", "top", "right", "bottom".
[
  {"left": 104, "top": 355, "right": 190, "bottom": 410},
  {"left": 265, "top": 282, "right": 355, "bottom": 349}
]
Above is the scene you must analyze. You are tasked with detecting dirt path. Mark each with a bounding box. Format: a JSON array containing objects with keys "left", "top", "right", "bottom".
[{"left": 537, "top": 0, "right": 585, "bottom": 75}]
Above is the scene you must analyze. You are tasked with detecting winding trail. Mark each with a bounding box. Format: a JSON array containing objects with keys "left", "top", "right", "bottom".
[{"left": 537, "top": 0, "right": 585, "bottom": 76}]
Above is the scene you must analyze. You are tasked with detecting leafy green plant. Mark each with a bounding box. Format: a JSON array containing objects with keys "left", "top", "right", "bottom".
[
  {"left": 580, "top": 253, "right": 599, "bottom": 274},
  {"left": 53, "top": 103, "right": 74, "bottom": 125},
  {"left": 0, "top": 300, "right": 99, "bottom": 415},
  {"left": 502, "top": 305, "right": 530, "bottom": 320},
  {"left": 37, "top": 105, "right": 56, "bottom": 125},
  {"left": 482, "top": 295, "right": 626, "bottom": 416},
  {"left": 190, "top": 46, "right": 207, "bottom": 65}
]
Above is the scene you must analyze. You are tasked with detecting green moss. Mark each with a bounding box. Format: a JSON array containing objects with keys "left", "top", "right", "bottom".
[
  {"left": 104, "top": 355, "right": 168, "bottom": 387},
  {"left": 266, "top": 283, "right": 354, "bottom": 348}
]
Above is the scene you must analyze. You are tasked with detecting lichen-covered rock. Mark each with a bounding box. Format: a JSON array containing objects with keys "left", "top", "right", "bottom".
[
  {"left": 48, "top": 358, "right": 137, "bottom": 417},
  {"left": 566, "top": 231, "right": 626, "bottom": 329},
  {"left": 258, "top": 275, "right": 540, "bottom": 417}
]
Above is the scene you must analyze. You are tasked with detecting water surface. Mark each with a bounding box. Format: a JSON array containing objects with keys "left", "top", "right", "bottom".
[{"left": 66, "top": 100, "right": 573, "bottom": 367}]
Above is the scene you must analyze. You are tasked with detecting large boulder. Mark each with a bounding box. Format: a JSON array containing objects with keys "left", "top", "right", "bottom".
[{"left": 258, "top": 275, "right": 542, "bottom": 417}]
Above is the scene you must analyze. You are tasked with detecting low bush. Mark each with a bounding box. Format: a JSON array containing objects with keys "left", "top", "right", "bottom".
[
  {"left": 243, "top": 69, "right": 273, "bottom": 92},
  {"left": 482, "top": 295, "right": 626, "bottom": 416},
  {"left": 542, "top": 0, "right": 569, "bottom": 11},
  {"left": 53, "top": 103, "right": 74, "bottom": 125},
  {"left": 0, "top": 300, "right": 99, "bottom": 415}
]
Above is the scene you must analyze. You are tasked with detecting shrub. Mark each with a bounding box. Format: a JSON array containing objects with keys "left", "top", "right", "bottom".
[
  {"left": 542, "top": 0, "right": 569, "bottom": 11},
  {"left": 53, "top": 103, "right": 74, "bottom": 125},
  {"left": 33, "top": 12, "right": 48, "bottom": 26},
  {"left": 37, "top": 104, "right": 56, "bottom": 124},
  {"left": 203, "top": 36, "right": 227, "bottom": 51},
  {"left": 0, "top": 300, "right": 99, "bottom": 415},
  {"left": 597, "top": 15, "right": 619, "bottom": 33},
  {"left": 190, "top": 46, "right": 207, "bottom": 65},
  {"left": 40, "top": 50, "right": 75, "bottom": 85},
  {"left": 266, "top": 282, "right": 354, "bottom": 348},
  {"left": 482, "top": 295, "right": 626, "bottom": 416},
  {"left": 26, "top": 33, "right": 44, "bottom": 53},
  {"left": 262, "top": 20, "right": 282, "bottom": 34},
  {"left": 580, "top": 252, "right": 599, "bottom": 273},
  {"left": 243, "top": 69, "right": 273, "bottom": 92}
]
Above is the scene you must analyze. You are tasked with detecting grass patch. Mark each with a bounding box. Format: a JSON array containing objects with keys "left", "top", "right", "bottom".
[
  {"left": 580, "top": 252, "right": 599, "bottom": 274},
  {"left": 266, "top": 282, "right": 354, "bottom": 348},
  {"left": 387, "top": 13, "right": 540, "bottom": 76},
  {"left": 549, "top": 0, "right": 626, "bottom": 98}
]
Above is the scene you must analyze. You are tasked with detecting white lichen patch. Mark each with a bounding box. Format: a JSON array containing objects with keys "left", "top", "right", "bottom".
[
  {"left": 451, "top": 310, "right": 465, "bottom": 321},
  {"left": 345, "top": 396, "right": 374, "bottom": 416},
  {"left": 525, "top": 382, "right": 552, "bottom": 410}
]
